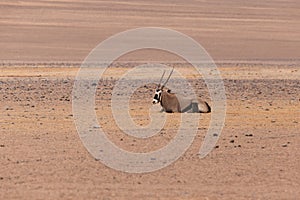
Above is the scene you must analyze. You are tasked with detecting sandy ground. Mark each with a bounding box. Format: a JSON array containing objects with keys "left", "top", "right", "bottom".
[
  {"left": 0, "top": 65, "right": 299, "bottom": 199},
  {"left": 1, "top": 0, "right": 300, "bottom": 199}
]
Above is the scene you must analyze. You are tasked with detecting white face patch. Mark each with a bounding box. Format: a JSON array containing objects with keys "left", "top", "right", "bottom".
[{"left": 152, "top": 90, "right": 162, "bottom": 104}]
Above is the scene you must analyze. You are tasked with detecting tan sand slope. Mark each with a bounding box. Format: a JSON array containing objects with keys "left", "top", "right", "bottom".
[{"left": 0, "top": 0, "right": 300, "bottom": 62}]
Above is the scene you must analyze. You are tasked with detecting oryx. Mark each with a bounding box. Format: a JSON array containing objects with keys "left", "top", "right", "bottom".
[{"left": 152, "top": 68, "right": 211, "bottom": 113}]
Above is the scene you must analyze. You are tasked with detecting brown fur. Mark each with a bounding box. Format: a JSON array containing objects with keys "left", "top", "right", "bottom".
[
  {"left": 154, "top": 68, "right": 211, "bottom": 113},
  {"left": 160, "top": 90, "right": 181, "bottom": 113},
  {"left": 158, "top": 89, "right": 211, "bottom": 113}
]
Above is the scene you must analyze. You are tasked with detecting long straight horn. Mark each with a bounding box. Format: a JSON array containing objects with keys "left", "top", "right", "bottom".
[
  {"left": 158, "top": 70, "right": 166, "bottom": 88},
  {"left": 162, "top": 67, "right": 174, "bottom": 88}
]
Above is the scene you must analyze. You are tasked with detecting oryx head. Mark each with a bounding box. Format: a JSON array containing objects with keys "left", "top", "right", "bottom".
[{"left": 152, "top": 68, "right": 174, "bottom": 104}]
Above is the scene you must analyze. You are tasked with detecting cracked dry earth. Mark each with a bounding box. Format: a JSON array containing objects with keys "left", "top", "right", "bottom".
[{"left": 0, "top": 65, "right": 299, "bottom": 199}]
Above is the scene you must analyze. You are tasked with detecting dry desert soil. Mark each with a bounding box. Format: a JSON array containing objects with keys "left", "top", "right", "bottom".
[{"left": 1, "top": 0, "right": 300, "bottom": 199}]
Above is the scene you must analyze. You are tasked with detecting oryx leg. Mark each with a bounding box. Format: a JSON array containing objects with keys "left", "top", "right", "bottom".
[
  {"left": 198, "top": 100, "right": 211, "bottom": 113},
  {"left": 191, "top": 101, "right": 199, "bottom": 113}
]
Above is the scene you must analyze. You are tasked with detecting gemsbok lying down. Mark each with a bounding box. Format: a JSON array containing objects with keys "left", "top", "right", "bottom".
[{"left": 152, "top": 68, "right": 211, "bottom": 113}]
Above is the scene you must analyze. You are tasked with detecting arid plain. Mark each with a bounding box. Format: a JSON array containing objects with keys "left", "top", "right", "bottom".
[{"left": 1, "top": 0, "right": 300, "bottom": 199}]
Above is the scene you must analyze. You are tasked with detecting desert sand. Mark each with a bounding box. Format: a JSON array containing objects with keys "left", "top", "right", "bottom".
[{"left": 1, "top": 0, "right": 300, "bottom": 199}]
